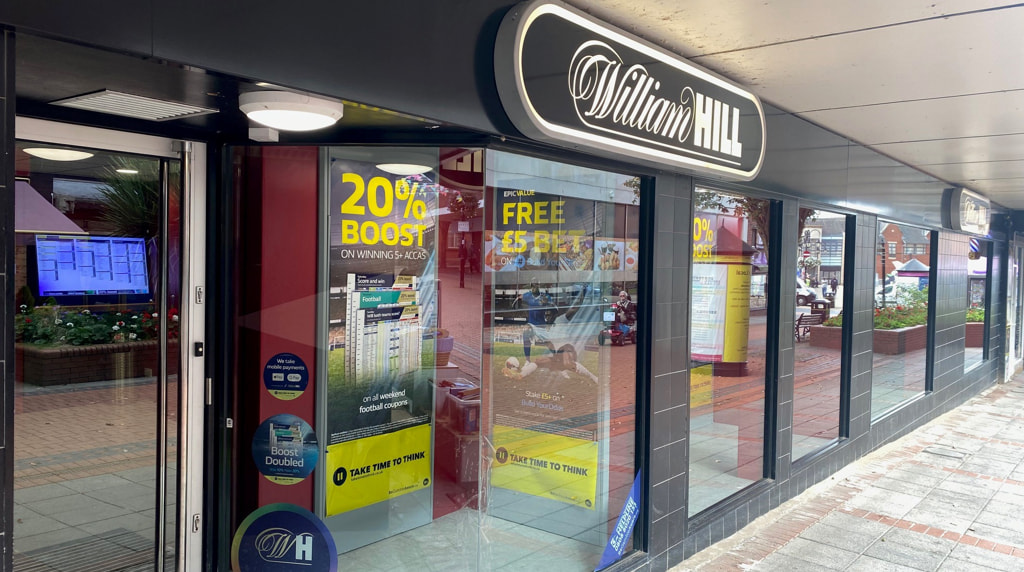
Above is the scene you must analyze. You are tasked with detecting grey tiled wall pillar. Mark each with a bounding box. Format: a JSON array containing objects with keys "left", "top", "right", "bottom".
[
  {"left": 774, "top": 200, "right": 799, "bottom": 483},
  {"left": 933, "top": 233, "right": 970, "bottom": 391},
  {"left": 848, "top": 214, "right": 878, "bottom": 441},
  {"left": 1, "top": 27, "right": 13, "bottom": 572},
  {"left": 645, "top": 172, "right": 692, "bottom": 571}
]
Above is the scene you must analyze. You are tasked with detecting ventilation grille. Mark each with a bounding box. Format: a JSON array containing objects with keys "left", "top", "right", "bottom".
[{"left": 50, "top": 90, "right": 217, "bottom": 121}]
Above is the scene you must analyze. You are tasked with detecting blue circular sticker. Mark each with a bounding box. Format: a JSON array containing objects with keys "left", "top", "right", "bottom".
[
  {"left": 263, "top": 353, "right": 309, "bottom": 400},
  {"left": 231, "top": 503, "right": 337, "bottom": 572},
  {"left": 252, "top": 414, "right": 318, "bottom": 485}
]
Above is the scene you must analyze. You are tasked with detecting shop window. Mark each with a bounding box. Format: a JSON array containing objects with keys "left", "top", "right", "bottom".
[
  {"left": 793, "top": 209, "right": 847, "bottom": 460},
  {"left": 689, "top": 188, "right": 770, "bottom": 515},
  {"left": 965, "top": 239, "right": 990, "bottom": 370},
  {"left": 483, "top": 151, "right": 641, "bottom": 570},
  {"left": 872, "top": 222, "right": 932, "bottom": 419},
  {"left": 321, "top": 147, "right": 488, "bottom": 562}
]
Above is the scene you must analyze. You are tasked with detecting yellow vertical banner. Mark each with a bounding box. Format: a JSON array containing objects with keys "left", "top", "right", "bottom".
[{"left": 722, "top": 264, "right": 751, "bottom": 363}]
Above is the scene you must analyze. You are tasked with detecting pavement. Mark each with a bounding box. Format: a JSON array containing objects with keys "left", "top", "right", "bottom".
[{"left": 676, "top": 374, "right": 1024, "bottom": 572}]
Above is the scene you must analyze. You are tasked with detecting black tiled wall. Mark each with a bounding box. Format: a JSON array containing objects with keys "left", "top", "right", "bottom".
[
  {"left": 1, "top": 28, "right": 13, "bottom": 572},
  {"left": 629, "top": 191, "right": 1004, "bottom": 572}
]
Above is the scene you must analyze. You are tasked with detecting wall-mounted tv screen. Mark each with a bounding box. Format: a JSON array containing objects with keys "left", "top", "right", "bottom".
[{"left": 35, "top": 235, "right": 150, "bottom": 297}]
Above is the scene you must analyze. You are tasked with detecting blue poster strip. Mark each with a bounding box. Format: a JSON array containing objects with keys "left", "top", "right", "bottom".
[{"left": 595, "top": 470, "right": 643, "bottom": 571}]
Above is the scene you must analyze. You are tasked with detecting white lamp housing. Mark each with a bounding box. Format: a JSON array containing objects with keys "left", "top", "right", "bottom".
[
  {"left": 23, "top": 148, "right": 94, "bottom": 161},
  {"left": 239, "top": 91, "right": 345, "bottom": 131},
  {"left": 376, "top": 163, "right": 433, "bottom": 176}
]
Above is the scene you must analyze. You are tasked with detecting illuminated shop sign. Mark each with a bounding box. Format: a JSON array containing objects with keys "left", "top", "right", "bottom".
[
  {"left": 495, "top": 0, "right": 766, "bottom": 180},
  {"left": 943, "top": 187, "right": 991, "bottom": 236}
]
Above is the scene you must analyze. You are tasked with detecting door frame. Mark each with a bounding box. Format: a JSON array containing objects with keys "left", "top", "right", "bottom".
[{"left": 14, "top": 117, "right": 207, "bottom": 571}]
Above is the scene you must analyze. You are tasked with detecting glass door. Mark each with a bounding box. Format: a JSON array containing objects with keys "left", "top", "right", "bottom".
[
  {"left": 11, "top": 123, "right": 198, "bottom": 571},
  {"left": 1007, "top": 239, "right": 1024, "bottom": 380}
]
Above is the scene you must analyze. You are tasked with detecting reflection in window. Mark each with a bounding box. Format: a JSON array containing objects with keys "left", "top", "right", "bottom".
[
  {"left": 965, "top": 239, "right": 989, "bottom": 370},
  {"left": 484, "top": 151, "right": 639, "bottom": 570},
  {"left": 793, "top": 210, "right": 846, "bottom": 460},
  {"left": 872, "top": 222, "right": 932, "bottom": 419},
  {"left": 688, "top": 188, "right": 769, "bottom": 515}
]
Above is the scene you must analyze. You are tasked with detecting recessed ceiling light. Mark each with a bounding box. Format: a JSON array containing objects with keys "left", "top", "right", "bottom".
[
  {"left": 376, "top": 163, "right": 432, "bottom": 176},
  {"left": 239, "top": 91, "right": 345, "bottom": 131},
  {"left": 116, "top": 168, "right": 139, "bottom": 174},
  {"left": 23, "top": 148, "right": 94, "bottom": 161}
]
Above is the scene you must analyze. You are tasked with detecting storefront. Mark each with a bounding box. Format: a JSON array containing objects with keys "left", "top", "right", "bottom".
[{"left": 0, "top": 1, "right": 1015, "bottom": 572}]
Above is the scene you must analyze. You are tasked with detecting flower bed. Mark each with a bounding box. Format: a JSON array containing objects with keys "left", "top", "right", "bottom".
[
  {"left": 16, "top": 340, "right": 164, "bottom": 386},
  {"left": 15, "top": 303, "right": 181, "bottom": 386}
]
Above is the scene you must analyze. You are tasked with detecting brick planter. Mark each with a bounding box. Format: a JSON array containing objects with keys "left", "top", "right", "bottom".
[
  {"left": 811, "top": 324, "right": 928, "bottom": 354},
  {"left": 16, "top": 341, "right": 171, "bottom": 386},
  {"left": 965, "top": 321, "right": 985, "bottom": 348},
  {"left": 872, "top": 325, "right": 927, "bottom": 355},
  {"left": 809, "top": 325, "right": 842, "bottom": 349}
]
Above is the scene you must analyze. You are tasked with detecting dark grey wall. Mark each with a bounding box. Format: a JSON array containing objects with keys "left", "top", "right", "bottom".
[
  {"left": 1, "top": 27, "right": 13, "bottom": 572},
  {"left": 636, "top": 162, "right": 1004, "bottom": 572},
  {"left": 0, "top": 0, "right": 520, "bottom": 135}
]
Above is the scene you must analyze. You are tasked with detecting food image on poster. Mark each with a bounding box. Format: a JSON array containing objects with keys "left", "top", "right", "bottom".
[
  {"left": 251, "top": 414, "right": 318, "bottom": 485},
  {"left": 263, "top": 352, "right": 309, "bottom": 400},
  {"left": 594, "top": 239, "right": 624, "bottom": 271},
  {"left": 624, "top": 240, "right": 639, "bottom": 271}
]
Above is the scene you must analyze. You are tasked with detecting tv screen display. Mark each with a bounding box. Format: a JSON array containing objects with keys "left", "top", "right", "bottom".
[{"left": 35, "top": 234, "right": 150, "bottom": 297}]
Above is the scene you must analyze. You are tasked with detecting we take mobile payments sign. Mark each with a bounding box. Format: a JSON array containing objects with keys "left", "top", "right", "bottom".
[{"left": 263, "top": 353, "right": 309, "bottom": 400}]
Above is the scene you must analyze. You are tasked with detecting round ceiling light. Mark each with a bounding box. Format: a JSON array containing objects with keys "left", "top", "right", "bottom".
[
  {"left": 23, "top": 148, "right": 94, "bottom": 161},
  {"left": 239, "top": 91, "right": 345, "bottom": 131},
  {"left": 376, "top": 163, "right": 433, "bottom": 176}
]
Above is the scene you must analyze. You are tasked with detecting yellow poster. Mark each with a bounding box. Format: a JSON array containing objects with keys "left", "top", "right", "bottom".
[
  {"left": 325, "top": 423, "right": 431, "bottom": 516},
  {"left": 492, "top": 424, "right": 598, "bottom": 510},
  {"left": 723, "top": 264, "right": 752, "bottom": 362}
]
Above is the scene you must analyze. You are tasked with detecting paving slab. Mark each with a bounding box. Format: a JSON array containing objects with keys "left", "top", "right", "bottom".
[{"left": 673, "top": 376, "right": 1024, "bottom": 572}]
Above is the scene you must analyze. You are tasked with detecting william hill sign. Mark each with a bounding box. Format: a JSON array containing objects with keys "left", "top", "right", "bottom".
[{"left": 495, "top": 0, "right": 766, "bottom": 180}]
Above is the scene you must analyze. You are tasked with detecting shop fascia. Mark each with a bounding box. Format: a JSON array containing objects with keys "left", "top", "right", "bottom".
[{"left": 495, "top": 0, "right": 766, "bottom": 181}]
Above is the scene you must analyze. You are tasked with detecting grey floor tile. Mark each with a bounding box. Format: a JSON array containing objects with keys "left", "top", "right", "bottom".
[
  {"left": 777, "top": 536, "right": 859, "bottom": 570},
  {"left": 873, "top": 476, "right": 937, "bottom": 498},
  {"left": 14, "top": 525, "right": 91, "bottom": 553},
  {"left": 817, "top": 511, "right": 892, "bottom": 539},
  {"left": 60, "top": 473, "right": 136, "bottom": 493},
  {"left": 936, "top": 558, "right": 1001, "bottom": 571},
  {"left": 751, "top": 552, "right": 835, "bottom": 572},
  {"left": 50, "top": 501, "right": 130, "bottom": 527},
  {"left": 863, "top": 527, "right": 957, "bottom": 571},
  {"left": 13, "top": 483, "right": 77, "bottom": 504},
  {"left": 845, "top": 555, "right": 927, "bottom": 572},
  {"left": 946, "top": 543, "right": 1024, "bottom": 572},
  {"left": 799, "top": 522, "right": 880, "bottom": 553},
  {"left": 937, "top": 473, "right": 1001, "bottom": 499},
  {"left": 964, "top": 521, "right": 1024, "bottom": 547},
  {"left": 13, "top": 510, "right": 69, "bottom": 539},
  {"left": 845, "top": 487, "right": 923, "bottom": 519}
]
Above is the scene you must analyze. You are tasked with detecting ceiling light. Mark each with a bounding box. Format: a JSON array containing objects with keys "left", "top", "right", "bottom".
[
  {"left": 376, "top": 163, "right": 432, "bottom": 176},
  {"left": 23, "top": 148, "right": 94, "bottom": 161},
  {"left": 115, "top": 168, "right": 139, "bottom": 174},
  {"left": 239, "top": 91, "right": 344, "bottom": 131}
]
